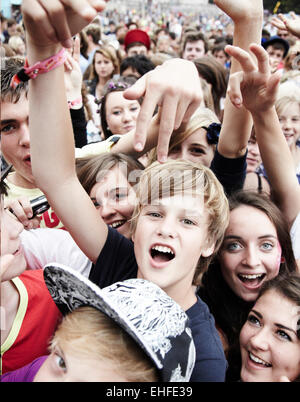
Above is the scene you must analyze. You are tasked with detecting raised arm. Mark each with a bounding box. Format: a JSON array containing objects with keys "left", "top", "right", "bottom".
[
  {"left": 271, "top": 12, "right": 300, "bottom": 39},
  {"left": 226, "top": 43, "right": 300, "bottom": 227},
  {"left": 23, "top": 0, "right": 108, "bottom": 263},
  {"left": 214, "top": 0, "right": 263, "bottom": 159}
]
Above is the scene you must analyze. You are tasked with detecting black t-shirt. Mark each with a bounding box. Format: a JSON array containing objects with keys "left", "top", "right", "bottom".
[
  {"left": 89, "top": 227, "right": 227, "bottom": 382},
  {"left": 89, "top": 226, "right": 137, "bottom": 287}
]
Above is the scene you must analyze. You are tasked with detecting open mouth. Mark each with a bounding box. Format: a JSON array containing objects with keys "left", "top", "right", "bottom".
[
  {"left": 150, "top": 245, "right": 175, "bottom": 263},
  {"left": 238, "top": 273, "right": 266, "bottom": 287},
  {"left": 23, "top": 156, "right": 31, "bottom": 165},
  {"left": 248, "top": 352, "right": 272, "bottom": 368},
  {"left": 109, "top": 220, "right": 126, "bottom": 230}
]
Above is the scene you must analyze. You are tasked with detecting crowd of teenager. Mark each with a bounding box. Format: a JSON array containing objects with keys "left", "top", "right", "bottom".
[{"left": 1, "top": 0, "right": 300, "bottom": 383}]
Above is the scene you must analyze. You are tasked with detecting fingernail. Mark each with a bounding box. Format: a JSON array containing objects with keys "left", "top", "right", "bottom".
[
  {"left": 159, "top": 155, "right": 167, "bottom": 163},
  {"left": 135, "top": 142, "right": 143, "bottom": 151},
  {"left": 27, "top": 212, "right": 33, "bottom": 219}
]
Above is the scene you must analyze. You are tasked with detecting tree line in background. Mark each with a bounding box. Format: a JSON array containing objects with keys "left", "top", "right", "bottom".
[{"left": 208, "top": 0, "right": 300, "bottom": 14}]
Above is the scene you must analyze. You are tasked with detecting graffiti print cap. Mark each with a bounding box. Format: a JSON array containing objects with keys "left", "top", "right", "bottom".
[{"left": 43, "top": 263, "right": 196, "bottom": 382}]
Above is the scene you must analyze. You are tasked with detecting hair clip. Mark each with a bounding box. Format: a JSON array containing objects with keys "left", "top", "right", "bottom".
[
  {"left": 107, "top": 80, "right": 129, "bottom": 91},
  {"left": 203, "top": 123, "right": 221, "bottom": 145}
]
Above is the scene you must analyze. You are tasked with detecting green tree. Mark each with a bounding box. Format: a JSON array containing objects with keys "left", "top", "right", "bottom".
[{"left": 263, "top": 0, "right": 300, "bottom": 14}]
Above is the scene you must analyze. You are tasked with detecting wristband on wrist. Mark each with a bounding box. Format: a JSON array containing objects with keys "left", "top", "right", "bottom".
[
  {"left": 108, "top": 135, "right": 121, "bottom": 150},
  {"left": 10, "top": 48, "right": 67, "bottom": 88},
  {"left": 68, "top": 96, "right": 83, "bottom": 109}
]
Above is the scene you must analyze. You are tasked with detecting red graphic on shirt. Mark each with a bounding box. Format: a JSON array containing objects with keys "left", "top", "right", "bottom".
[{"left": 41, "top": 209, "right": 65, "bottom": 229}]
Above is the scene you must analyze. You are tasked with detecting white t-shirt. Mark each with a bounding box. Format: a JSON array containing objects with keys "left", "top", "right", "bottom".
[
  {"left": 290, "top": 212, "right": 300, "bottom": 260},
  {"left": 20, "top": 228, "right": 92, "bottom": 278}
]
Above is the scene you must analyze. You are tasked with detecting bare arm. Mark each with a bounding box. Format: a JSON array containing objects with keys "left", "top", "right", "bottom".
[
  {"left": 23, "top": 0, "right": 108, "bottom": 263},
  {"left": 226, "top": 43, "right": 300, "bottom": 227},
  {"left": 252, "top": 109, "right": 300, "bottom": 226},
  {"left": 214, "top": 0, "right": 263, "bottom": 158}
]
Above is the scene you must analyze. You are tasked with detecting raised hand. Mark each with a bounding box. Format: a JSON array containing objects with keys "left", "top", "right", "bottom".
[
  {"left": 123, "top": 58, "right": 202, "bottom": 163},
  {"left": 225, "top": 43, "right": 281, "bottom": 113},
  {"left": 214, "top": 0, "right": 263, "bottom": 21},
  {"left": 22, "top": 0, "right": 106, "bottom": 48},
  {"left": 271, "top": 12, "right": 300, "bottom": 39}
]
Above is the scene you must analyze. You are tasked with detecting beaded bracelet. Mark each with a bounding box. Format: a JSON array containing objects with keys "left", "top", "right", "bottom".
[{"left": 10, "top": 48, "right": 67, "bottom": 88}]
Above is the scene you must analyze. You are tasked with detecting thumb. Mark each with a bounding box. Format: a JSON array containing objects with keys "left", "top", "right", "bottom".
[
  {"left": 266, "top": 70, "right": 281, "bottom": 99},
  {"left": 227, "top": 71, "right": 244, "bottom": 108}
]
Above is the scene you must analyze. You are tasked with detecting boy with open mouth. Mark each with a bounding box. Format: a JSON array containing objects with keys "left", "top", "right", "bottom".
[{"left": 23, "top": 0, "right": 230, "bottom": 382}]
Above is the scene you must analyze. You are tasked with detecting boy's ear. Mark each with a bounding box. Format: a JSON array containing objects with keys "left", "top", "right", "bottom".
[{"left": 201, "top": 241, "right": 215, "bottom": 258}]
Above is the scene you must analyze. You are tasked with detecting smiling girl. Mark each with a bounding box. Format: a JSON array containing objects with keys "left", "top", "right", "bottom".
[
  {"left": 240, "top": 273, "right": 300, "bottom": 382},
  {"left": 76, "top": 153, "right": 144, "bottom": 239},
  {"left": 198, "top": 190, "right": 298, "bottom": 377},
  {"left": 99, "top": 77, "right": 141, "bottom": 139}
]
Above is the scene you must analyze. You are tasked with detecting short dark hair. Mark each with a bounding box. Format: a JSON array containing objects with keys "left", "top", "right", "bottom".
[
  {"left": 181, "top": 31, "right": 208, "bottom": 55},
  {"left": 126, "top": 42, "right": 147, "bottom": 51},
  {"left": 120, "top": 55, "right": 155, "bottom": 77},
  {"left": 266, "top": 42, "right": 286, "bottom": 53},
  {"left": 1, "top": 56, "right": 27, "bottom": 103}
]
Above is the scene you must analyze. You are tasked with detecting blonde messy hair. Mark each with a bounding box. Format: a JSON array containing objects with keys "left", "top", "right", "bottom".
[
  {"left": 130, "top": 159, "right": 229, "bottom": 284},
  {"left": 50, "top": 306, "right": 158, "bottom": 382}
]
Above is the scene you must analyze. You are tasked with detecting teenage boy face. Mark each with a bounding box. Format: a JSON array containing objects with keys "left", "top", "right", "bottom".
[
  {"left": 266, "top": 45, "right": 284, "bottom": 71},
  {"left": 133, "top": 194, "right": 214, "bottom": 302},
  {"left": 182, "top": 40, "right": 205, "bottom": 61},
  {"left": 1, "top": 94, "right": 36, "bottom": 188},
  {"left": 34, "top": 341, "right": 130, "bottom": 382}
]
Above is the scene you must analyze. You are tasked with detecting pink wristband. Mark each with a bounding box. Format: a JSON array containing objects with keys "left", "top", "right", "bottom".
[
  {"left": 10, "top": 48, "right": 67, "bottom": 88},
  {"left": 68, "top": 96, "right": 82, "bottom": 109}
]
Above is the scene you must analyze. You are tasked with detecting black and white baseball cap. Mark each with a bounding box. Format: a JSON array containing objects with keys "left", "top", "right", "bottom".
[{"left": 43, "top": 263, "right": 196, "bottom": 382}]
